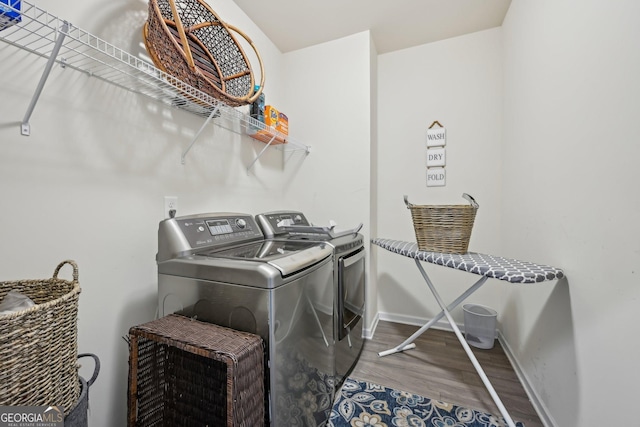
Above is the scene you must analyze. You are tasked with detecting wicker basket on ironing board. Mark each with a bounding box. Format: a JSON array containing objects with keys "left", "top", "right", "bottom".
[
  {"left": 405, "top": 193, "right": 479, "bottom": 254},
  {"left": 143, "top": 0, "right": 264, "bottom": 107}
]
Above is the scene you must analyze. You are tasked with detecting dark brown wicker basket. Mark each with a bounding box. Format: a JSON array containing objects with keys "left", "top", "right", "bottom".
[
  {"left": 143, "top": 0, "right": 264, "bottom": 107},
  {"left": 127, "top": 314, "right": 265, "bottom": 427},
  {"left": 0, "top": 260, "right": 81, "bottom": 414},
  {"left": 405, "top": 194, "right": 479, "bottom": 254}
]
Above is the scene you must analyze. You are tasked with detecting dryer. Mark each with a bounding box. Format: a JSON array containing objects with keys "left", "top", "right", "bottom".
[{"left": 256, "top": 211, "right": 366, "bottom": 387}]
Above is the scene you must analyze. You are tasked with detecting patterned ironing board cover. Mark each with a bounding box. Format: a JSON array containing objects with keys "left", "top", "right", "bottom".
[{"left": 372, "top": 238, "right": 564, "bottom": 284}]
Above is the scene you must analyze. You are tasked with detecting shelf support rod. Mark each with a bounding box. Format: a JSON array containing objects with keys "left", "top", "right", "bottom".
[
  {"left": 246, "top": 132, "right": 277, "bottom": 174},
  {"left": 181, "top": 104, "right": 220, "bottom": 164},
  {"left": 21, "top": 21, "right": 69, "bottom": 136}
]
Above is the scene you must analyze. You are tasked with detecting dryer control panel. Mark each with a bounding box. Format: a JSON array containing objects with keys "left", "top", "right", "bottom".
[{"left": 255, "top": 211, "right": 310, "bottom": 238}]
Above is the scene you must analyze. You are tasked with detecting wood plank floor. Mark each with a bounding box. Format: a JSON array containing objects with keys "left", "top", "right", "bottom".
[{"left": 349, "top": 321, "right": 543, "bottom": 427}]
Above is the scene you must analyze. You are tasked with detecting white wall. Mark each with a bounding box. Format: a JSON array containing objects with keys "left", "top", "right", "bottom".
[
  {"left": 376, "top": 28, "right": 504, "bottom": 327},
  {"left": 7, "top": 1, "right": 639, "bottom": 426},
  {"left": 501, "top": 1, "right": 640, "bottom": 425},
  {"left": 0, "top": 0, "right": 301, "bottom": 425},
  {"left": 0, "top": 0, "right": 377, "bottom": 424},
  {"left": 280, "top": 31, "right": 375, "bottom": 329},
  {"left": 280, "top": 32, "right": 371, "bottom": 229}
]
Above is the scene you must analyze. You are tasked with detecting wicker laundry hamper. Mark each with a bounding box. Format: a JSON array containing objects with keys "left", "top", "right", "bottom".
[
  {"left": 128, "top": 314, "right": 265, "bottom": 427},
  {"left": 405, "top": 194, "right": 479, "bottom": 254},
  {"left": 0, "top": 260, "right": 81, "bottom": 414},
  {"left": 143, "top": 0, "right": 264, "bottom": 107}
]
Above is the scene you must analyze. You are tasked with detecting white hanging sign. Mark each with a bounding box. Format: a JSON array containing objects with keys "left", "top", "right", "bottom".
[
  {"left": 426, "top": 167, "right": 446, "bottom": 187},
  {"left": 426, "top": 127, "right": 446, "bottom": 147},
  {"left": 426, "top": 147, "right": 446, "bottom": 167}
]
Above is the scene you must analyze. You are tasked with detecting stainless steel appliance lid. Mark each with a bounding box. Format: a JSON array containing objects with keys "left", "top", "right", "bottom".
[
  {"left": 256, "top": 210, "right": 363, "bottom": 242},
  {"left": 203, "top": 240, "right": 333, "bottom": 276},
  {"left": 283, "top": 223, "right": 363, "bottom": 239},
  {"left": 284, "top": 231, "right": 363, "bottom": 253},
  {"left": 158, "top": 242, "right": 333, "bottom": 287},
  {"left": 203, "top": 239, "right": 319, "bottom": 260}
]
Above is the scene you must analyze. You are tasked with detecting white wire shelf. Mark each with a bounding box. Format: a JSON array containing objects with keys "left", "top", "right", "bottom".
[{"left": 0, "top": 0, "right": 309, "bottom": 169}]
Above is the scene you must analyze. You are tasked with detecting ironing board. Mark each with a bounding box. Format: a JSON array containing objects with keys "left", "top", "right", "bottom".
[{"left": 372, "top": 238, "right": 564, "bottom": 427}]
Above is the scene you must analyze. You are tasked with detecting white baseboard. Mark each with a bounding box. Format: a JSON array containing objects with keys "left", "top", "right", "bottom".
[
  {"left": 375, "top": 311, "right": 554, "bottom": 427},
  {"left": 363, "top": 311, "right": 380, "bottom": 339},
  {"left": 497, "top": 331, "right": 556, "bottom": 427}
]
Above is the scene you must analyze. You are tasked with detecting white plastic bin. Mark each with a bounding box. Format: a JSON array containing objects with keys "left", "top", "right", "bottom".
[{"left": 463, "top": 303, "right": 497, "bottom": 349}]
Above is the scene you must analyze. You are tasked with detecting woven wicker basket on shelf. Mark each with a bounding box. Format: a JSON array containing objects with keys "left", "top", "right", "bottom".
[
  {"left": 405, "top": 194, "right": 479, "bottom": 254},
  {"left": 143, "top": 0, "right": 264, "bottom": 107},
  {"left": 0, "top": 260, "right": 81, "bottom": 414}
]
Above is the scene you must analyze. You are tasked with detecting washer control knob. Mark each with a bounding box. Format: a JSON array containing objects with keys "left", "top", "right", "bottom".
[
  {"left": 236, "top": 218, "right": 247, "bottom": 229},
  {"left": 294, "top": 215, "right": 303, "bottom": 223}
]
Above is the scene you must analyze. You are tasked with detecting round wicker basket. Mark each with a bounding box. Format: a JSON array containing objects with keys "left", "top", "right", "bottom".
[
  {"left": 0, "top": 260, "right": 81, "bottom": 414},
  {"left": 405, "top": 194, "right": 479, "bottom": 254},
  {"left": 143, "top": 0, "right": 264, "bottom": 107}
]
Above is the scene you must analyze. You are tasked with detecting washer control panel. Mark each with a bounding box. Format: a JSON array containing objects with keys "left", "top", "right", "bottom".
[
  {"left": 204, "top": 218, "right": 234, "bottom": 235},
  {"left": 157, "top": 213, "right": 265, "bottom": 262},
  {"left": 178, "top": 214, "right": 263, "bottom": 248}
]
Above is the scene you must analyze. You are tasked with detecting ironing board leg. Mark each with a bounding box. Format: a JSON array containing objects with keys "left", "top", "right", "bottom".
[
  {"left": 378, "top": 275, "right": 488, "bottom": 357},
  {"left": 414, "top": 259, "right": 517, "bottom": 427}
]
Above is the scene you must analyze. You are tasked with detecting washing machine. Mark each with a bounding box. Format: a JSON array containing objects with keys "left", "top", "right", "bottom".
[{"left": 157, "top": 212, "right": 335, "bottom": 426}]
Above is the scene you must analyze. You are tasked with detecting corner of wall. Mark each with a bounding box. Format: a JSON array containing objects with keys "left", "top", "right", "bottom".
[{"left": 497, "top": 331, "right": 556, "bottom": 427}]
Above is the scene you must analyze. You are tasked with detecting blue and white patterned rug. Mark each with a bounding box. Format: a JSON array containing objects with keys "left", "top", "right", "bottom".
[{"left": 329, "top": 378, "right": 525, "bottom": 427}]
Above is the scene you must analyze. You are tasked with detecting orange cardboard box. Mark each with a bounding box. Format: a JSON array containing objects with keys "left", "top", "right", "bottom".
[
  {"left": 264, "top": 105, "right": 278, "bottom": 128},
  {"left": 276, "top": 112, "right": 288, "bottom": 135}
]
